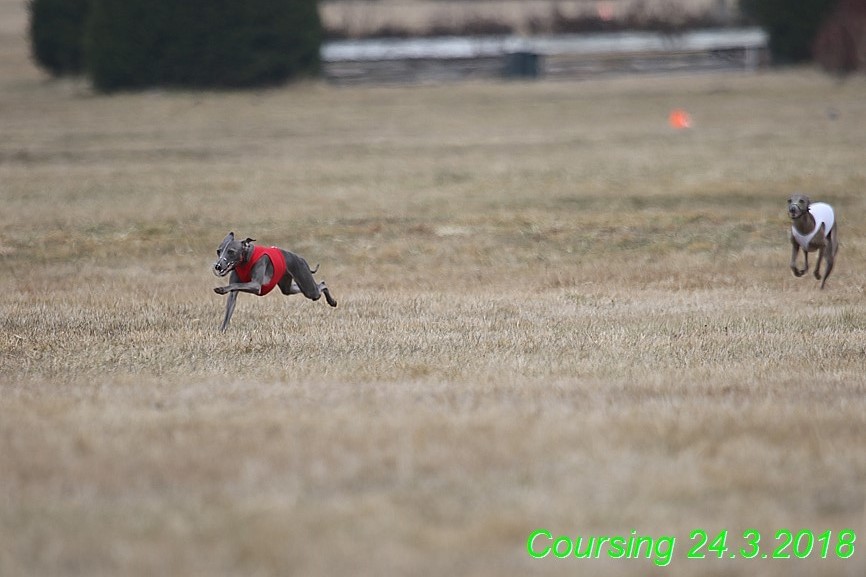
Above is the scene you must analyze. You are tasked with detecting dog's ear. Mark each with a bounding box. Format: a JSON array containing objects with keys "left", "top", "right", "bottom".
[
  {"left": 242, "top": 237, "right": 256, "bottom": 247},
  {"left": 217, "top": 232, "right": 234, "bottom": 255}
]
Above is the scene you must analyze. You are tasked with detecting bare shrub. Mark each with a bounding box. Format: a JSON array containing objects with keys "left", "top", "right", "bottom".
[{"left": 814, "top": 0, "right": 866, "bottom": 75}]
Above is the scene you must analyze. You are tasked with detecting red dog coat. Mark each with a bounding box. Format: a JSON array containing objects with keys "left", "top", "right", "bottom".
[{"left": 233, "top": 246, "right": 286, "bottom": 296}]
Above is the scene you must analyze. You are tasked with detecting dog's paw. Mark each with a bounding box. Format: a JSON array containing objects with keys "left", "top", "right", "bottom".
[
  {"left": 322, "top": 287, "right": 337, "bottom": 307},
  {"left": 792, "top": 269, "right": 806, "bottom": 277},
  {"left": 214, "top": 286, "right": 229, "bottom": 295},
  {"left": 814, "top": 271, "right": 822, "bottom": 281}
]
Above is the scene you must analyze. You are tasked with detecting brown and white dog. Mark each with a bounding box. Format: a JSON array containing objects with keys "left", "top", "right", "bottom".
[{"left": 787, "top": 194, "right": 839, "bottom": 289}]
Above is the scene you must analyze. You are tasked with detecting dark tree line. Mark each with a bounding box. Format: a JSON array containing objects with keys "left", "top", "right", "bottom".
[{"left": 29, "top": 0, "right": 322, "bottom": 92}]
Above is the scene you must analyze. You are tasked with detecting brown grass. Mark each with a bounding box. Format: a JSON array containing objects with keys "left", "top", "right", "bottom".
[
  {"left": 320, "top": 0, "right": 740, "bottom": 38},
  {"left": 2, "top": 1, "right": 866, "bottom": 576}
]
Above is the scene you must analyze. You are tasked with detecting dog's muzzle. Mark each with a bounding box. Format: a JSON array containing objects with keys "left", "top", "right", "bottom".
[
  {"left": 213, "top": 259, "right": 233, "bottom": 277},
  {"left": 788, "top": 205, "right": 803, "bottom": 219}
]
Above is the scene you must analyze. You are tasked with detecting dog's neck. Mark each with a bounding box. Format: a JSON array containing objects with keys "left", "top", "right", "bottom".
[{"left": 791, "top": 211, "right": 816, "bottom": 236}]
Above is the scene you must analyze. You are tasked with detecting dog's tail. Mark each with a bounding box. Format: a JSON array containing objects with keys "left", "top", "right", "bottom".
[{"left": 310, "top": 263, "right": 319, "bottom": 274}]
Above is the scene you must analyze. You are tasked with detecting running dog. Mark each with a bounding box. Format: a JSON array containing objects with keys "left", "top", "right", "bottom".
[
  {"left": 788, "top": 194, "right": 839, "bottom": 289},
  {"left": 213, "top": 232, "right": 337, "bottom": 331}
]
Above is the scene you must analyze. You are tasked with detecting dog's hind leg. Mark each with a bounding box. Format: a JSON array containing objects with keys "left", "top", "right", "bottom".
[
  {"left": 278, "top": 274, "right": 335, "bottom": 307},
  {"left": 819, "top": 230, "right": 838, "bottom": 289},
  {"left": 319, "top": 282, "right": 338, "bottom": 307},
  {"left": 820, "top": 255, "right": 833, "bottom": 289},
  {"left": 278, "top": 277, "right": 303, "bottom": 296},
  {"left": 281, "top": 251, "right": 338, "bottom": 307}
]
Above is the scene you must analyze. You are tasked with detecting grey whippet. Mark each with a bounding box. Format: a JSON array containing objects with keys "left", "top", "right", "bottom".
[
  {"left": 213, "top": 232, "right": 337, "bottom": 331},
  {"left": 787, "top": 193, "right": 839, "bottom": 289}
]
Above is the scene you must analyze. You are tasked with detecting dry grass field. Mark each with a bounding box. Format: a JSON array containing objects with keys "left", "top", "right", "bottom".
[
  {"left": 321, "top": 0, "right": 739, "bottom": 37},
  {"left": 2, "top": 1, "right": 866, "bottom": 576}
]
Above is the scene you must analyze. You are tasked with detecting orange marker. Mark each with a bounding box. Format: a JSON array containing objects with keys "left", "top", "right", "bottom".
[{"left": 669, "top": 109, "right": 692, "bottom": 129}]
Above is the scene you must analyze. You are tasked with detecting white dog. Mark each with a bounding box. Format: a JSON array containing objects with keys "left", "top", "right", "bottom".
[{"left": 787, "top": 194, "right": 838, "bottom": 289}]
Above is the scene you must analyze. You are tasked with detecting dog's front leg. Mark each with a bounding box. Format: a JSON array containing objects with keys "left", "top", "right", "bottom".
[
  {"left": 215, "top": 269, "right": 265, "bottom": 331},
  {"left": 220, "top": 291, "right": 238, "bottom": 332},
  {"left": 214, "top": 281, "right": 263, "bottom": 295},
  {"left": 214, "top": 259, "right": 271, "bottom": 297},
  {"left": 790, "top": 242, "right": 806, "bottom": 277},
  {"left": 814, "top": 246, "right": 825, "bottom": 282}
]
